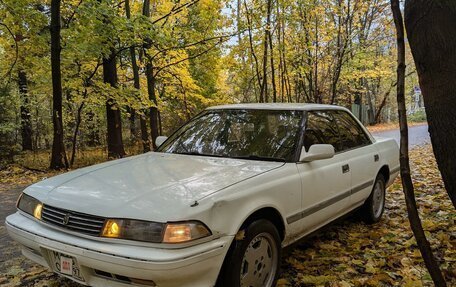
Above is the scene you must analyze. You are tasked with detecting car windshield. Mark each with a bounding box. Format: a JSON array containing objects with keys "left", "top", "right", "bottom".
[{"left": 158, "top": 109, "right": 303, "bottom": 162}]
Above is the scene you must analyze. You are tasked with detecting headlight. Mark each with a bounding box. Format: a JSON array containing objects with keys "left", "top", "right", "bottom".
[
  {"left": 101, "top": 219, "right": 211, "bottom": 243},
  {"left": 163, "top": 222, "right": 211, "bottom": 243},
  {"left": 102, "top": 219, "right": 165, "bottom": 243},
  {"left": 17, "top": 193, "right": 43, "bottom": 220}
]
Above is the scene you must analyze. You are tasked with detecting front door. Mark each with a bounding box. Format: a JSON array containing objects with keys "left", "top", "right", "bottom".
[{"left": 292, "top": 111, "right": 351, "bottom": 233}]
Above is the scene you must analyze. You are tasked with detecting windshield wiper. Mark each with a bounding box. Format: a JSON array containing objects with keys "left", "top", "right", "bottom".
[{"left": 232, "top": 155, "right": 286, "bottom": 162}]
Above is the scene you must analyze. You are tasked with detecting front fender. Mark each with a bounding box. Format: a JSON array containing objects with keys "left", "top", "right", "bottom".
[{"left": 205, "top": 163, "right": 301, "bottom": 240}]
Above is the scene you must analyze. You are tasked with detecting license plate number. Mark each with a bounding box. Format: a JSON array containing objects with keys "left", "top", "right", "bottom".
[
  {"left": 60, "top": 256, "right": 73, "bottom": 275},
  {"left": 50, "top": 251, "right": 85, "bottom": 282}
]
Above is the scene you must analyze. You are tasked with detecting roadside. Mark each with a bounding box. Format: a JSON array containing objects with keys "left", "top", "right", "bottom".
[
  {"left": 371, "top": 124, "right": 430, "bottom": 148},
  {"left": 366, "top": 121, "right": 427, "bottom": 133},
  {"left": 1, "top": 143, "right": 454, "bottom": 286}
]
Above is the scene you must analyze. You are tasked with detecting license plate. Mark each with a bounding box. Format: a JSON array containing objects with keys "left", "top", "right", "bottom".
[
  {"left": 49, "top": 250, "right": 85, "bottom": 282},
  {"left": 60, "top": 256, "right": 73, "bottom": 275}
]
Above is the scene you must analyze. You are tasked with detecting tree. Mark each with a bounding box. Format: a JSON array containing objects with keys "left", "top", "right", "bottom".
[
  {"left": 50, "top": 0, "right": 69, "bottom": 169},
  {"left": 103, "top": 49, "right": 126, "bottom": 159},
  {"left": 100, "top": 0, "right": 126, "bottom": 159},
  {"left": 404, "top": 0, "right": 456, "bottom": 209},
  {"left": 125, "top": 0, "right": 151, "bottom": 152},
  {"left": 18, "top": 70, "right": 32, "bottom": 151},
  {"left": 143, "top": 0, "right": 160, "bottom": 150},
  {"left": 391, "top": 1, "right": 447, "bottom": 286}
]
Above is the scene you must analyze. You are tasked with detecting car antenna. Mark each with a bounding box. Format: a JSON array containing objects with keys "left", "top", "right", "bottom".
[{"left": 190, "top": 200, "right": 199, "bottom": 207}]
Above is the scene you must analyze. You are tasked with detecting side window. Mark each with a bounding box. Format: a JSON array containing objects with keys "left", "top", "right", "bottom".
[
  {"left": 333, "top": 111, "right": 371, "bottom": 151},
  {"left": 303, "top": 111, "right": 340, "bottom": 152}
]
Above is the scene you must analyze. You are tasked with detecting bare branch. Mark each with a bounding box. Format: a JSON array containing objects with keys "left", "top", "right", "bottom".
[
  {"left": 153, "top": 36, "right": 228, "bottom": 77},
  {"left": 151, "top": 0, "right": 199, "bottom": 25},
  {"left": 0, "top": 22, "right": 19, "bottom": 80}
]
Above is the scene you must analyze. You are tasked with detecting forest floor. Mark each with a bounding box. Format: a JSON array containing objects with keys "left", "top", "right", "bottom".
[{"left": 0, "top": 144, "right": 455, "bottom": 287}]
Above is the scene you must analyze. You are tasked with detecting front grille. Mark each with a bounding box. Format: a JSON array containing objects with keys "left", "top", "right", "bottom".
[{"left": 42, "top": 204, "right": 106, "bottom": 236}]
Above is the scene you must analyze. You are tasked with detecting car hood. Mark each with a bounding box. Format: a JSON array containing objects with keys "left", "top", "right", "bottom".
[{"left": 25, "top": 152, "right": 283, "bottom": 221}]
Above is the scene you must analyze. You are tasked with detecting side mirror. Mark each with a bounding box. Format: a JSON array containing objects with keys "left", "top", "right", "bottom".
[
  {"left": 299, "top": 144, "right": 335, "bottom": 162},
  {"left": 155, "top": 136, "right": 168, "bottom": 147}
]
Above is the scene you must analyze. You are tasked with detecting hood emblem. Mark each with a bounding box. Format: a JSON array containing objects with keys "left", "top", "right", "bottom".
[{"left": 63, "top": 214, "right": 71, "bottom": 225}]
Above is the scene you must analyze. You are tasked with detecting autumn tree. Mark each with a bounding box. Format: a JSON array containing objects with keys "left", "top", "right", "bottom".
[
  {"left": 404, "top": 0, "right": 456, "bottom": 209},
  {"left": 50, "top": 0, "right": 69, "bottom": 169}
]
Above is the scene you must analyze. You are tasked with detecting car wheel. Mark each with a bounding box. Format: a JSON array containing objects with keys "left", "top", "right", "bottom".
[
  {"left": 217, "top": 219, "right": 281, "bottom": 287},
  {"left": 362, "top": 174, "right": 386, "bottom": 224}
]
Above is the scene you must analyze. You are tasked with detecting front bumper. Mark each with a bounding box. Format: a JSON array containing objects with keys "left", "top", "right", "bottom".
[{"left": 6, "top": 212, "right": 233, "bottom": 287}]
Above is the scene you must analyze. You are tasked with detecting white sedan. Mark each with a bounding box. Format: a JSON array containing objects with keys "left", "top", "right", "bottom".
[{"left": 6, "top": 103, "right": 399, "bottom": 287}]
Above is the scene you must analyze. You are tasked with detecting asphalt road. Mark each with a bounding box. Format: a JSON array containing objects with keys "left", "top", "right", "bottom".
[{"left": 371, "top": 124, "right": 430, "bottom": 147}]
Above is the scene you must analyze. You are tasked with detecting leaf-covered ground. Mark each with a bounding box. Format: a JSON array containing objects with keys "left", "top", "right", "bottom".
[{"left": 0, "top": 144, "right": 455, "bottom": 287}]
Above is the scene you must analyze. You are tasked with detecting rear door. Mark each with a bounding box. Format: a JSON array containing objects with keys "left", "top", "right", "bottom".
[
  {"left": 293, "top": 111, "right": 351, "bottom": 232},
  {"left": 332, "top": 111, "right": 380, "bottom": 208}
]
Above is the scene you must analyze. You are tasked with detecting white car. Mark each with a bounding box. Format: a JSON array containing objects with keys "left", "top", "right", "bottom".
[{"left": 6, "top": 104, "right": 399, "bottom": 287}]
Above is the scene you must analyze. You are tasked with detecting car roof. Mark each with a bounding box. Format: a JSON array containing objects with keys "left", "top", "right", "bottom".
[{"left": 206, "top": 103, "right": 349, "bottom": 112}]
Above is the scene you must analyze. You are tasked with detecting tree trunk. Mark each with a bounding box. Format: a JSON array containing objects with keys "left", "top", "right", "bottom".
[
  {"left": 125, "top": 0, "right": 136, "bottom": 142},
  {"left": 404, "top": 0, "right": 456, "bottom": 209},
  {"left": 374, "top": 90, "right": 390, "bottom": 124},
  {"left": 86, "top": 111, "right": 100, "bottom": 146},
  {"left": 126, "top": 0, "right": 150, "bottom": 152},
  {"left": 244, "top": 1, "right": 262, "bottom": 101},
  {"left": 260, "top": 0, "right": 271, "bottom": 103},
  {"left": 146, "top": 64, "right": 160, "bottom": 149},
  {"left": 391, "top": 1, "right": 447, "bottom": 286},
  {"left": 50, "top": 0, "right": 68, "bottom": 169},
  {"left": 127, "top": 107, "right": 136, "bottom": 140},
  {"left": 103, "top": 49, "right": 126, "bottom": 159},
  {"left": 268, "top": 21, "right": 277, "bottom": 103},
  {"left": 143, "top": 0, "right": 160, "bottom": 149},
  {"left": 18, "top": 71, "right": 33, "bottom": 151},
  {"left": 70, "top": 102, "right": 84, "bottom": 166}
]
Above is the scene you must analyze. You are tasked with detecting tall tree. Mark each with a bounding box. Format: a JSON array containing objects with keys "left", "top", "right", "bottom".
[
  {"left": 126, "top": 0, "right": 151, "bottom": 152},
  {"left": 404, "top": 0, "right": 456, "bottom": 209},
  {"left": 391, "top": 1, "right": 447, "bottom": 286},
  {"left": 103, "top": 49, "right": 126, "bottom": 158},
  {"left": 50, "top": 0, "right": 68, "bottom": 169},
  {"left": 100, "top": 0, "right": 125, "bottom": 159},
  {"left": 143, "top": 0, "right": 160, "bottom": 149},
  {"left": 18, "top": 70, "right": 32, "bottom": 151}
]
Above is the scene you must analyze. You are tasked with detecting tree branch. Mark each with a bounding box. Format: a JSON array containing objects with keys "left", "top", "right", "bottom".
[
  {"left": 153, "top": 36, "right": 227, "bottom": 77},
  {"left": 0, "top": 22, "right": 18, "bottom": 80}
]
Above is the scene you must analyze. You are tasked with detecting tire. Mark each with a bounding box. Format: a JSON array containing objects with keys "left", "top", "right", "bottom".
[
  {"left": 217, "top": 219, "right": 281, "bottom": 287},
  {"left": 362, "top": 174, "right": 386, "bottom": 224}
]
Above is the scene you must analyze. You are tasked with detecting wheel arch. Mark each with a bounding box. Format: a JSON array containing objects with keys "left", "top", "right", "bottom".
[
  {"left": 237, "top": 206, "right": 286, "bottom": 242},
  {"left": 378, "top": 164, "right": 390, "bottom": 183}
]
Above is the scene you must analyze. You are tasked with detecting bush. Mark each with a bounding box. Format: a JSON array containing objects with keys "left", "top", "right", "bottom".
[
  {"left": 0, "top": 84, "right": 20, "bottom": 168},
  {"left": 408, "top": 109, "right": 427, "bottom": 123}
]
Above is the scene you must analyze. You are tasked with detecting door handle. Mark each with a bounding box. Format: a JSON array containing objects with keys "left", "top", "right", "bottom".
[{"left": 342, "top": 164, "right": 350, "bottom": 173}]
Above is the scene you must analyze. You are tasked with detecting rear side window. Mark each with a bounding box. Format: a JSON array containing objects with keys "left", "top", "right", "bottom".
[
  {"left": 304, "top": 111, "right": 341, "bottom": 152},
  {"left": 332, "top": 111, "right": 371, "bottom": 151}
]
